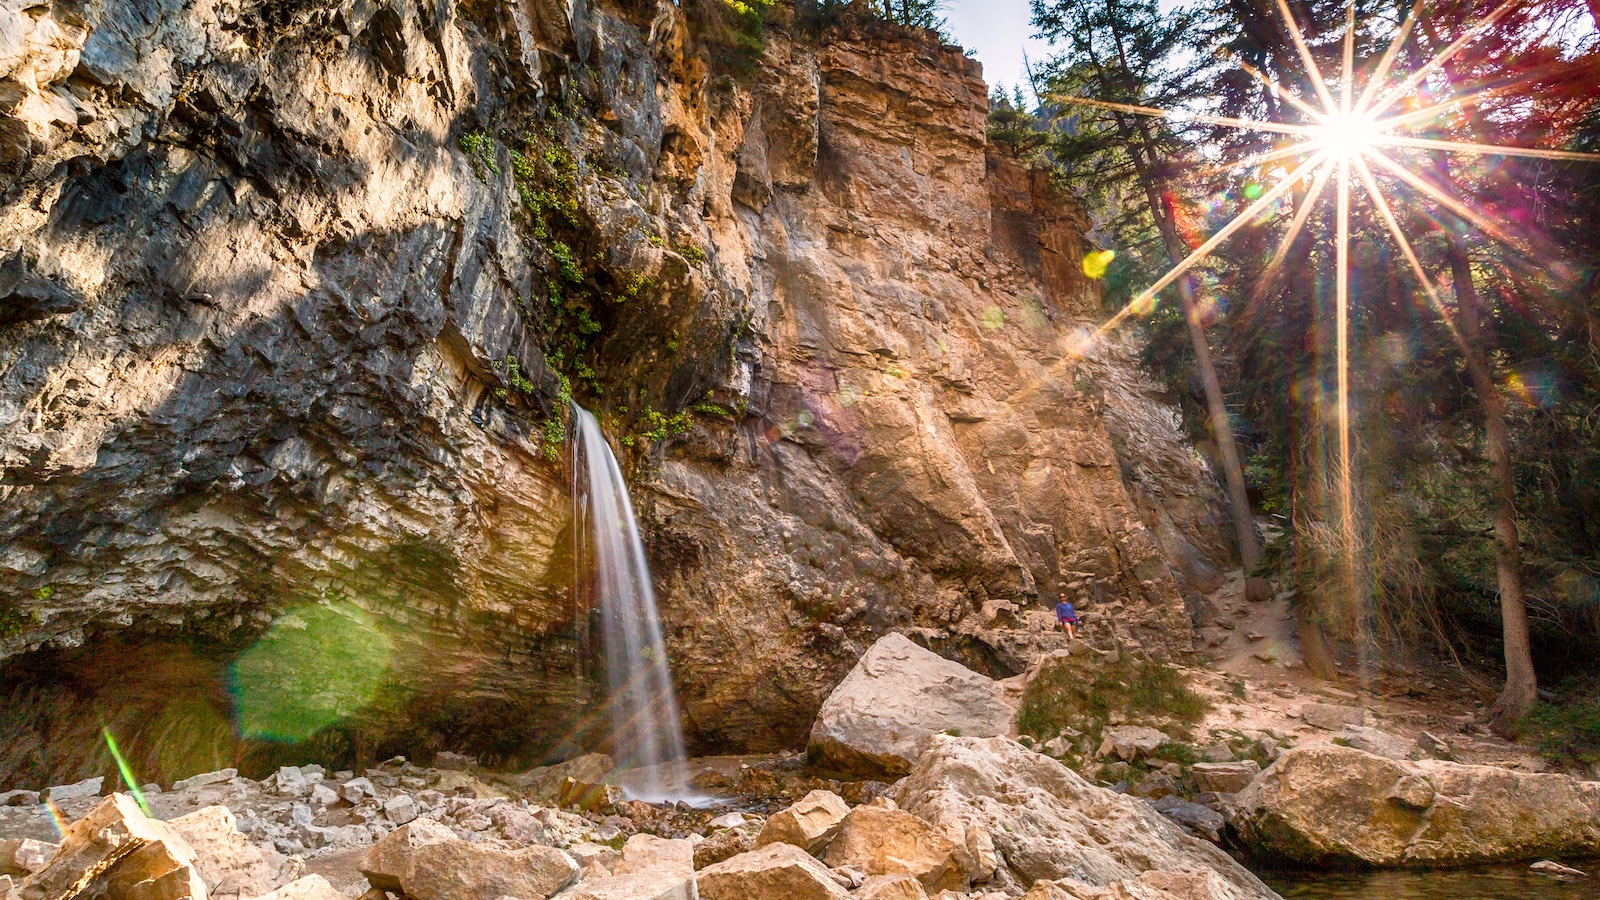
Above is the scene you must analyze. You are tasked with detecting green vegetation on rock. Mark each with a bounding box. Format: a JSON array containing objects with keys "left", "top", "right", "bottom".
[{"left": 1017, "top": 652, "right": 1209, "bottom": 751}]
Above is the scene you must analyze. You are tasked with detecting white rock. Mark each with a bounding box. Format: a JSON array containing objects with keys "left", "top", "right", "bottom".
[
  {"left": 752, "top": 790, "right": 850, "bottom": 854},
  {"left": 895, "top": 735, "right": 1278, "bottom": 897},
  {"left": 696, "top": 843, "right": 851, "bottom": 900},
  {"left": 249, "top": 874, "right": 347, "bottom": 900},
  {"left": 1095, "top": 726, "right": 1170, "bottom": 762},
  {"left": 309, "top": 784, "right": 339, "bottom": 808},
  {"left": 384, "top": 794, "right": 418, "bottom": 825},
  {"left": 807, "top": 633, "right": 1014, "bottom": 779},
  {"left": 43, "top": 776, "right": 103, "bottom": 802},
  {"left": 172, "top": 768, "right": 238, "bottom": 791}
]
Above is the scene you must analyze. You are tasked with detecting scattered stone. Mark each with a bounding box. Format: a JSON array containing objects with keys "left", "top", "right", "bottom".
[
  {"left": 821, "top": 805, "right": 965, "bottom": 892},
  {"left": 1529, "top": 860, "right": 1586, "bottom": 878},
  {"left": 275, "top": 767, "right": 310, "bottom": 797},
  {"left": 1096, "top": 726, "right": 1170, "bottom": 762},
  {"left": 340, "top": 777, "right": 377, "bottom": 805},
  {"left": 1189, "top": 761, "right": 1261, "bottom": 794},
  {"left": 1415, "top": 731, "right": 1454, "bottom": 761},
  {"left": 1336, "top": 725, "right": 1414, "bottom": 761},
  {"left": 1231, "top": 745, "right": 1600, "bottom": 866},
  {"left": 0, "top": 839, "right": 56, "bottom": 876},
  {"left": 171, "top": 769, "right": 238, "bottom": 792},
  {"left": 705, "top": 812, "right": 746, "bottom": 830},
  {"left": 1150, "top": 796, "right": 1225, "bottom": 844},
  {"left": 696, "top": 843, "right": 851, "bottom": 900},
  {"left": 360, "top": 817, "right": 458, "bottom": 892},
  {"left": 694, "top": 828, "right": 754, "bottom": 870},
  {"left": 0, "top": 792, "right": 39, "bottom": 808},
  {"left": 166, "top": 805, "right": 289, "bottom": 900},
  {"left": 402, "top": 841, "right": 578, "bottom": 900},
  {"left": 506, "top": 754, "right": 616, "bottom": 803},
  {"left": 752, "top": 789, "right": 850, "bottom": 854},
  {"left": 1128, "top": 773, "right": 1178, "bottom": 800},
  {"left": 806, "top": 633, "right": 1014, "bottom": 779},
  {"left": 433, "top": 751, "right": 477, "bottom": 770},
  {"left": 383, "top": 794, "right": 418, "bottom": 825},
  {"left": 1245, "top": 632, "right": 1266, "bottom": 642},
  {"left": 896, "top": 736, "right": 1278, "bottom": 897},
  {"left": 250, "top": 875, "right": 347, "bottom": 900},
  {"left": 1300, "top": 702, "right": 1367, "bottom": 731},
  {"left": 307, "top": 784, "right": 339, "bottom": 808},
  {"left": 556, "top": 778, "right": 622, "bottom": 813},
  {"left": 42, "top": 777, "right": 103, "bottom": 803}
]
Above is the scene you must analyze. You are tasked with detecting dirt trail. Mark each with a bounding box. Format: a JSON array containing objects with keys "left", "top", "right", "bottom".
[{"left": 1182, "top": 571, "right": 1551, "bottom": 771}]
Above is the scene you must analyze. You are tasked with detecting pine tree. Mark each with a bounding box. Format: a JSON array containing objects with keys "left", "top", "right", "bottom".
[{"left": 1032, "top": 0, "right": 1266, "bottom": 583}]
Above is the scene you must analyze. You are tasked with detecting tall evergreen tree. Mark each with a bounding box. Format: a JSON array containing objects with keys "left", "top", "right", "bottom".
[{"left": 1032, "top": 0, "right": 1267, "bottom": 585}]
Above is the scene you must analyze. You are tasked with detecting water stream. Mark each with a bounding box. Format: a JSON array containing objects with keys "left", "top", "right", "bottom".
[
  {"left": 570, "top": 405, "right": 690, "bottom": 803},
  {"left": 1262, "top": 862, "right": 1596, "bottom": 899}
]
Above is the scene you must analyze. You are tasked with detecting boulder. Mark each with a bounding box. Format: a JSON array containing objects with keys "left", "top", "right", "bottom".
[
  {"left": 249, "top": 875, "right": 346, "bottom": 900},
  {"left": 555, "top": 834, "right": 694, "bottom": 900},
  {"left": 1096, "top": 727, "right": 1170, "bottom": 762},
  {"left": 0, "top": 840, "right": 56, "bottom": 877},
  {"left": 856, "top": 874, "right": 930, "bottom": 900},
  {"left": 0, "top": 792, "right": 40, "bottom": 807},
  {"left": 166, "top": 806, "right": 290, "bottom": 900},
  {"left": 170, "top": 770, "right": 237, "bottom": 792},
  {"left": 1189, "top": 762, "right": 1261, "bottom": 795},
  {"left": 1230, "top": 745, "right": 1600, "bottom": 867},
  {"left": 752, "top": 790, "right": 850, "bottom": 854},
  {"left": 696, "top": 843, "right": 851, "bottom": 900},
  {"left": 557, "top": 778, "right": 623, "bottom": 813},
  {"left": 1129, "top": 774, "right": 1178, "bottom": 800},
  {"left": 807, "top": 634, "right": 1014, "bottom": 778},
  {"left": 894, "top": 736, "right": 1278, "bottom": 898},
  {"left": 694, "top": 828, "right": 755, "bottom": 869},
  {"left": 506, "top": 754, "right": 616, "bottom": 803},
  {"left": 821, "top": 805, "right": 965, "bottom": 892},
  {"left": 402, "top": 841, "right": 577, "bottom": 900},
  {"left": 42, "top": 778, "right": 103, "bottom": 803},
  {"left": 613, "top": 835, "right": 693, "bottom": 878},
  {"left": 1024, "top": 870, "right": 1245, "bottom": 900},
  {"left": 383, "top": 794, "right": 418, "bottom": 825},
  {"left": 18, "top": 793, "right": 205, "bottom": 900},
  {"left": 1335, "top": 726, "right": 1414, "bottom": 761},
  {"left": 1299, "top": 703, "right": 1365, "bottom": 731},
  {"left": 359, "top": 818, "right": 457, "bottom": 892}
]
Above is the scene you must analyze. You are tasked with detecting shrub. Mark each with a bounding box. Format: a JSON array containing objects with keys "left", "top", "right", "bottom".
[{"left": 1017, "top": 652, "right": 1210, "bottom": 749}]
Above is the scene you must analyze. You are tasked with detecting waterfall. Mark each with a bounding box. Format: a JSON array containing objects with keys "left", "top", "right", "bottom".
[{"left": 570, "top": 404, "right": 687, "bottom": 802}]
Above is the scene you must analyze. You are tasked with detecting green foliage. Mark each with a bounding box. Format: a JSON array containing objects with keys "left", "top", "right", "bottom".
[
  {"left": 0, "top": 602, "right": 27, "bottom": 638},
  {"left": 676, "top": 242, "right": 707, "bottom": 265},
  {"left": 1521, "top": 680, "right": 1600, "bottom": 767},
  {"left": 681, "top": 0, "right": 775, "bottom": 75},
  {"left": 1016, "top": 652, "right": 1209, "bottom": 748},
  {"left": 987, "top": 86, "right": 1044, "bottom": 159},
  {"left": 638, "top": 408, "right": 694, "bottom": 444},
  {"left": 458, "top": 131, "right": 500, "bottom": 177},
  {"left": 548, "top": 242, "right": 584, "bottom": 284},
  {"left": 540, "top": 418, "right": 565, "bottom": 463}
]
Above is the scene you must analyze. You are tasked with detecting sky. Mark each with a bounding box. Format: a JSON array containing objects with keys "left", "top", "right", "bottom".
[{"left": 943, "top": 0, "right": 1054, "bottom": 99}]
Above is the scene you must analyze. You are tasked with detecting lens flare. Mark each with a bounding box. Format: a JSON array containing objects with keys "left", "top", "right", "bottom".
[
  {"left": 229, "top": 602, "right": 392, "bottom": 743},
  {"left": 1082, "top": 249, "right": 1116, "bottom": 279},
  {"left": 1050, "top": 0, "right": 1600, "bottom": 650},
  {"left": 1314, "top": 110, "right": 1385, "bottom": 159}
]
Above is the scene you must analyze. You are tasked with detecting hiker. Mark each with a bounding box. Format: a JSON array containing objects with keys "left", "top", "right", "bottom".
[{"left": 1055, "top": 593, "right": 1079, "bottom": 640}]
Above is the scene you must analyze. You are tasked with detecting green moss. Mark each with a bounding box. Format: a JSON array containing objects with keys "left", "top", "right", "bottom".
[{"left": 1017, "top": 652, "right": 1209, "bottom": 749}]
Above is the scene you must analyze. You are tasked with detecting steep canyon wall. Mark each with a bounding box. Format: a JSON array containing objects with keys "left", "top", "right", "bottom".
[{"left": 0, "top": 0, "right": 1231, "bottom": 785}]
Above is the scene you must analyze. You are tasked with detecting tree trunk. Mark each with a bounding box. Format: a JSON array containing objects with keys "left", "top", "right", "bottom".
[
  {"left": 1136, "top": 171, "right": 1263, "bottom": 578},
  {"left": 1445, "top": 234, "right": 1536, "bottom": 735}
]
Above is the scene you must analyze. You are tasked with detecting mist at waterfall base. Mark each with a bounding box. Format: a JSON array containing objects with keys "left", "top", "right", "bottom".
[{"left": 570, "top": 405, "right": 709, "bottom": 805}]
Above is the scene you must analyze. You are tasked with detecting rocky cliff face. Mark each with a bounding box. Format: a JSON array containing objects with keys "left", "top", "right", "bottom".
[{"left": 0, "top": 0, "right": 1231, "bottom": 784}]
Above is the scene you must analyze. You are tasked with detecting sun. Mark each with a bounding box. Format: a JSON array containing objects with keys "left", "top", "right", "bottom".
[{"left": 1314, "top": 110, "right": 1385, "bottom": 160}]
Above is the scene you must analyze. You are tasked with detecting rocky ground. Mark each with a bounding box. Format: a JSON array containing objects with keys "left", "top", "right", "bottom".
[{"left": 6, "top": 606, "right": 1597, "bottom": 899}]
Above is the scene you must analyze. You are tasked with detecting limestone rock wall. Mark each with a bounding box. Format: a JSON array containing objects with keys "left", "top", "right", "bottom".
[{"left": 0, "top": 0, "right": 1230, "bottom": 783}]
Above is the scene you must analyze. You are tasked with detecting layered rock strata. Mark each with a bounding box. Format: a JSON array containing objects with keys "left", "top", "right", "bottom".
[{"left": 0, "top": 0, "right": 1230, "bottom": 782}]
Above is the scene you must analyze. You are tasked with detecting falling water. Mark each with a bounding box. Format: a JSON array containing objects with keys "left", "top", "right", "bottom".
[{"left": 570, "top": 404, "right": 687, "bottom": 802}]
